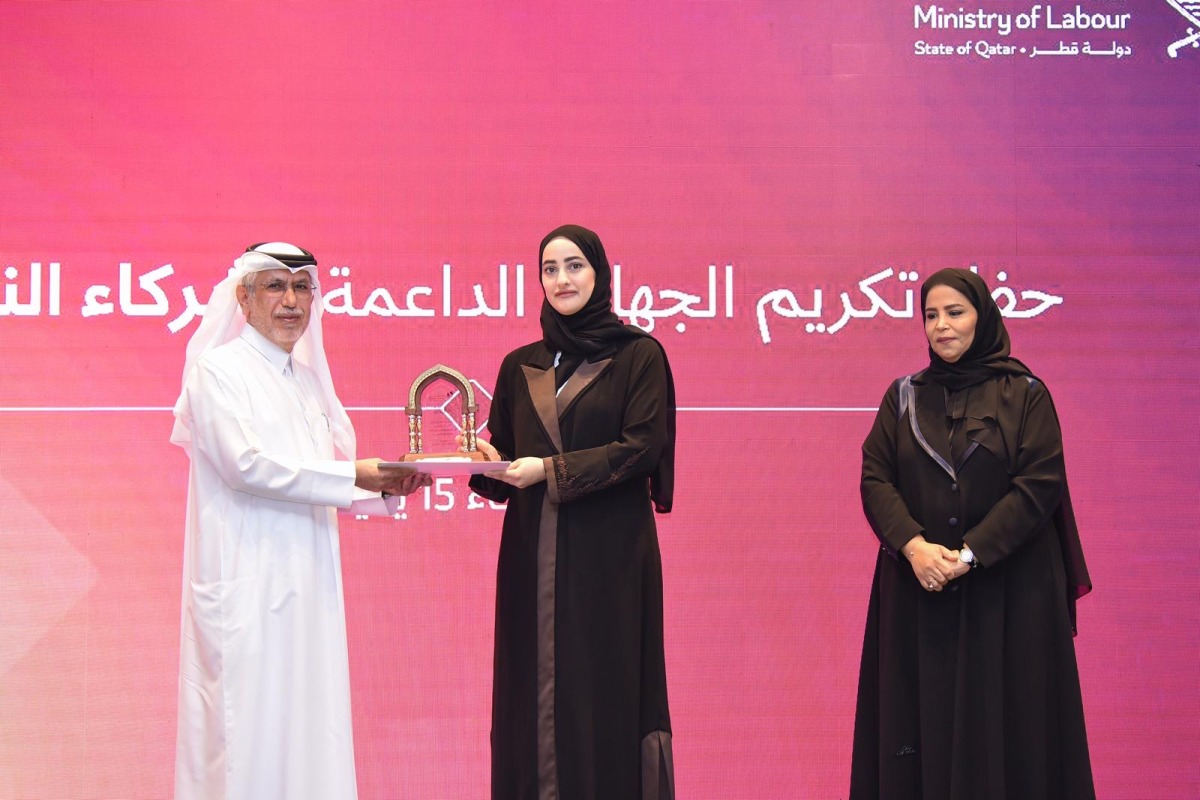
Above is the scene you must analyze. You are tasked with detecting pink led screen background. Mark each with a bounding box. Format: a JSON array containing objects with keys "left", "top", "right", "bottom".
[{"left": 1, "top": 2, "right": 1197, "bottom": 797}]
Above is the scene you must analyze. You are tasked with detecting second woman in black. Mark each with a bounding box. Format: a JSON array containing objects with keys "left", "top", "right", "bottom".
[{"left": 470, "top": 225, "right": 676, "bottom": 800}]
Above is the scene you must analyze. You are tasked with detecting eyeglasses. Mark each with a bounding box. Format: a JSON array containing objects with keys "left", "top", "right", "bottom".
[{"left": 256, "top": 279, "right": 314, "bottom": 297}]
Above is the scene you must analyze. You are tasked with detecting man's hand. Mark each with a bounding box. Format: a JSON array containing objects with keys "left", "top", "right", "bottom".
[
  {"left": 381, "top": 470, "right": 432, "bottom": 496},
  {"left": 355, "top": 458, "right": 430, "bottom": 494}
]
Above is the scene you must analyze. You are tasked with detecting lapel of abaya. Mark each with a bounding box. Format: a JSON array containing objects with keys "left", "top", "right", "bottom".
[
  {"left": 521, "top": 358, "right": 614, "bottom": 454},
  {"left": 907, "top": 376, "right": 989, "bottom": 478},
  {"left": 907, "top": 375, "right": 957, "bottom": 479}
]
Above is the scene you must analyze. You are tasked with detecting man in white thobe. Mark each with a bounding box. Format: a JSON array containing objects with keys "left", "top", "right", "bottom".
[{"left": 170, "top": 243, "right": 426, "bottom": 800}]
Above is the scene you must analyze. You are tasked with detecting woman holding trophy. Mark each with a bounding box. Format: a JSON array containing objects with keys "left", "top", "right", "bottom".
[{"left": 469, "top": 224, "right": 677, "bottom": 800}]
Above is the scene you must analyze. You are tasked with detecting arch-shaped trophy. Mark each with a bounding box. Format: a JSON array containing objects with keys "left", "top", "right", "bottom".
[{"left": 401, "top": 364, "right": 487, "bottom": 462}]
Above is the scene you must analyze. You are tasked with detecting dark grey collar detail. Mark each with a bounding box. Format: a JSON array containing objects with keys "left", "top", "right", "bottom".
[{"left": 898, "top": 375, "right": 956, "bottom": 480}]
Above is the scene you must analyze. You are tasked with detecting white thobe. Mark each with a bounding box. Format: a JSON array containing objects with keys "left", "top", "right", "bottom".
[{"left": 174, "top": 326, "right": 390, "bottom": 800}]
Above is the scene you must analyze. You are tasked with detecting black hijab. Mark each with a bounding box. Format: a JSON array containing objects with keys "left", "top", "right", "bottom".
[
  {"left": 920, "top": 268, "right": 1091, "bottom": 629},
  {"left": 921, "top": 268, "right": 1033, "bottom": 391},
  {"left": 537, "top": 224, "right": 677, "bottom": 513},
  {"left": 538, "top": 224, "right": 643, "bottom": 358}
]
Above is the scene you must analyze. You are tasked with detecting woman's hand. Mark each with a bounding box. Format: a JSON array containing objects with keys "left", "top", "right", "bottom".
[
  {"left": 486, "top": 456, "right": 546, "bottom": 488},
  {"left": 903, "top": 535, "right": 961, "bottom": 592},
  {"left": 457, "top": 432, "right": 542, "bottom": 487},
  {"left": 474, "top": 438, "right": 502, "bottom": 462},
  {"left": 456, "top": 433, "right": 503, "bottom": 462},
  {"left": 943, "top": 551, "right": 971, "bottom": 582}
]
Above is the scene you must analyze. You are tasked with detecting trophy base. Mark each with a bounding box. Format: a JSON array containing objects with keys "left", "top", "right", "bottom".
[{"left": 401, "top": 450, "right": 488, "bottom": 462}]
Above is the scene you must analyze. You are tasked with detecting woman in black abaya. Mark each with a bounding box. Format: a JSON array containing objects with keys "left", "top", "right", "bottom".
[
  {"left": 850, "top": 268, "right": 1094, "bottom": 800},
  {"left": 470, "top": 225, "right": 676, "bottom": 800}
]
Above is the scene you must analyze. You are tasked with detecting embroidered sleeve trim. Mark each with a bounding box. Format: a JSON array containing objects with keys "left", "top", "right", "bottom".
[
  {"left": 543, "top": 456, "right": 559, "bottom": 505},
  {"left": 554, "top": 447, "right": 650, "bottom": 504}
]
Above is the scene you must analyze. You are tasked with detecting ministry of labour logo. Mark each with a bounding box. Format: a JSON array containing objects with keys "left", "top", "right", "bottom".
[{"left": 1166, "top": 0, "right": 1200, "bottom": 57}]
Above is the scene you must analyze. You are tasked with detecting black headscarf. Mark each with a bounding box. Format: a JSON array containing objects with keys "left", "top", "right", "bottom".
[
  {"left": 537, "top": 224, "right": 677, "bottom": 513},
  {"left": 921, "top": 268, "right": 1033, "bottom": 390},
  {"left": 920, "top": 268, "right": 1091, "bottom": 629},
  {"left": 538, "top": 224, "right": 643, "bottom": 358}
]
